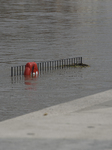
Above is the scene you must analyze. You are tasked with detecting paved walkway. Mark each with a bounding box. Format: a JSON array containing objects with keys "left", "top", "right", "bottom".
[{"left": 0, "top": 89, "right": 112, "bottom": 150}]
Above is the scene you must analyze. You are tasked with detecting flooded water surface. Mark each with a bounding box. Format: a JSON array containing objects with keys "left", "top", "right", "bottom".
[{"left": 0, "top": 0, "right": 112, "bottom": 121}]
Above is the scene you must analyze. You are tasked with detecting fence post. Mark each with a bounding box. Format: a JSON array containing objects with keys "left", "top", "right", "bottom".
[{"left": 11, "top": 67, "right": 13, "bottom": 77}]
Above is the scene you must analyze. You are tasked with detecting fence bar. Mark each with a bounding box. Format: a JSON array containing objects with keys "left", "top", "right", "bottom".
[
  {"left": 19, "top": 66, "right": 21, "bottom": 75},
  {"left": 40, "top": 63, "right": 42, "bottom": 72},
  {"left": 46, "top": 62, "right": 47, "bottom": 71},
  {"left": 42, "top": 62, "right": 44, "bottom": 71},
  {"left": 38, "top": 63, "right": 40, "bottom": 72},
  {"left": 52, "top": 61, "right": 53, "bottom": 70},
  {"left": 62, "top": 59, "right": 63, "bottom": 68},
  {"left": 57, "top": 60, "right": 58, "bottom": 69},
  {"left": 49, "top": 61, "right": 51, "bottom": 70},
  {"left": 42, "top": 62, "right": 43, "bottom": 71},
  {"left": 44, "top": 62, "right": 45, "bottom": 71},
  {"left": 72, "top": 58, "right": 73, "bottom": 65},
  {"left": 81, "top": 57, "right": 82, "bottom": 64},
  {"left": 70, "top": 58, "right": 71, "bottom": 65},
  {"left": 11, "top": 67, "right": 13, "bottom": 77},
  {"left": 54, "top": 61, "right": 55, "bottom": 69},
  {"left": 60, "top": 59, "right": 62, "bottom": 68}
]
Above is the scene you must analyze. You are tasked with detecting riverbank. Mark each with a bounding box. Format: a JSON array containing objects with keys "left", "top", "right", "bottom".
[{"left": 0, "top": 89, "right": 112, "bottom": 149}]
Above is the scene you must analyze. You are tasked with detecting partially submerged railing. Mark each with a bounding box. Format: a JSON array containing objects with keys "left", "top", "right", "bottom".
[
  {"left": 11, "top": 57, "right": 82, "bottom": 77},
  {"left": 11, "top": 65, "right": 25, "bottom": 77}
]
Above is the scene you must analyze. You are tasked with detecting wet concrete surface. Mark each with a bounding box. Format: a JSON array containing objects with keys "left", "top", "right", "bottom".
[{"left": 0, "top": 89, "right": 112, "bottom": 150}]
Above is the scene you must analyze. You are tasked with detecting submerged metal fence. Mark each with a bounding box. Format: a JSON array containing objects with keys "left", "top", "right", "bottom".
[{"left": 11, "top": 57, "right": 82, "bottom": 77}]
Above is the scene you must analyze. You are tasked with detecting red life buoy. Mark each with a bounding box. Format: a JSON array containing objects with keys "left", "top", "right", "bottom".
[{"left": 24, "top": 62, "right": 39, "bottom": 76}]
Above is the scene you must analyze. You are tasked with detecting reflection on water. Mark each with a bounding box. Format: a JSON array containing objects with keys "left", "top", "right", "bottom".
[
  {"left": 0, "top": 0, "right": 112, "bottom": 121},
  {"left": 24, "top": 76, "right": 38, "bottom": 85}
]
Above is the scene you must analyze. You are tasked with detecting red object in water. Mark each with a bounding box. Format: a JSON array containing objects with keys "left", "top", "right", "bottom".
[{"left": 24, "top": 62, "right": 39, "bottom": 76}]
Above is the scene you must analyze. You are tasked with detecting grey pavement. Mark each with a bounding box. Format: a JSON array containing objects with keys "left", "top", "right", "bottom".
[{"left": 0, "top": 89, "right": 112, "bottom": 150}]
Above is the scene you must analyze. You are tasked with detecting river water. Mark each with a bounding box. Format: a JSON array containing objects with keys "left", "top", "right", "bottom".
[{"left": 0, "top": 0, "right": 112, "bottom": 121}]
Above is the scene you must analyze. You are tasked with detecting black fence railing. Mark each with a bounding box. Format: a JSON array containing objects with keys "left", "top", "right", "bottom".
[{"left": 11, "top": 57, "right": 82, "bottom": 77}]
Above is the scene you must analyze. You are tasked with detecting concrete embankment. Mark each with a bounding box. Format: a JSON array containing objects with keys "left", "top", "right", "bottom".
[{"left": 0, "top": 89, "right": 112, "bottom": 150}]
